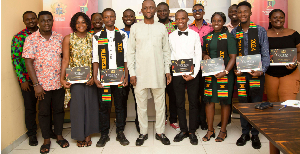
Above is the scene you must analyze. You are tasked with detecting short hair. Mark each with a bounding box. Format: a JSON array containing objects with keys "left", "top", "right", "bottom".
[
  {"left": 123, "top": 9, "right": 135, "bottom": 15},
  {"left": 175, "top": 9, "right": 188, "bottom": 17},
  {"left": 237, "top": 1, "right": 252, "bottom": 9},
  {"left": 91, "top": 13, "right": 102, "bottom": 19},
  {"left": 142, "top": 0, "right": 156, "bottom": 6},
  {"left": 229, "top": 4, "right": 238, "bottom": 9},
  {"left": 193, "top": 3, "right": 205, "bottom": 10},
  {"left": 23, "top": 11, "right": 37, "bottom": 20},
  {"left": 211, "top": 12, "right": 228, "bottom": 32},
  {"left": 38, "top": 11, "right": 53, "bottom": 19},
  {"left": 70, "top": 12, "right": 91, "bottom": 32},
  {"left": 102, "top": 8, "right": 116, "bottom": 16},
  {"left": 231, "top": 4, "right": 238, "bottom": 7},
  {"left": 211, "top": 12, "right": 227, "bottom": 23},
  {"left": 268, "top": 9, "right": 285, "bottom": 29},
  {"left": 157, "top": 2, "right": 169, "bottom": 9}
]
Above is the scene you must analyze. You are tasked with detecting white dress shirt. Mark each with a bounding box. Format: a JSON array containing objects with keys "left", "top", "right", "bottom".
[
  {"left": 92, "top": 29, "right": 128, "bottom": 80},
  {"left": 169, "top": 28, "right": 202, "bottom": 78}
]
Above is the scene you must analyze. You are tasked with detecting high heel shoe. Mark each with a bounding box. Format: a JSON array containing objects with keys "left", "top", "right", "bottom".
[
  {"left": 202, "top": 129, "right": 215, "bottom": 142},
  {"left": 215, "top": 130, "right": 227, "bottom": 142}
]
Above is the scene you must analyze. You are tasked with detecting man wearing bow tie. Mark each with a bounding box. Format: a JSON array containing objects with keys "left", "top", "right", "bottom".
[{"left": 169, "top": 9, "right": 202, "bottom": 145}]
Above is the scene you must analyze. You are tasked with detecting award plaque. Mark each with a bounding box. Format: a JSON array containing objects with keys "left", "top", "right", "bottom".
[
  {"left": 236, "top": 54, "right": 262, "bottom": 72},
  {"left": 100, "top": 69, "right": 124, "bottom": 85},
  {"left": 270, "top": 48, "right": 297, "bottom": 66},
  {"left": 172, "top": 59, "right": 194, "bottom": 76},
  {"left": 66, "top": 66, "right": 90, "bottom": 83},
  {"left": 201, "top": 58, "right": 225, "bottom": 77}
]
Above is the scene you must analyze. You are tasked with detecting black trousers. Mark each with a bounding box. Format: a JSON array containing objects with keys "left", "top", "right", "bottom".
[
  {"left": 39, "top": 88, "right": 65, "bottom": 139},
  {"left": 124, "top": 84, "right": 139, "bottom": 125},
  {"left": 98, "top": 86, "right": 126, "bottom": 135},
  {"left": 165, "top": 70, "right": 178, "bottom": 123},
  {"left": 240, "top": 74, "right": 265, "bottom": 135},
  {"left": 173, "top": 75, "right": 200, "bottom": 133},
  {"left": 198, "top": 71, "right": 206, "bottom": 124},
  {"left": 20, "top": 84, "right": 38, "bottom": 137}
]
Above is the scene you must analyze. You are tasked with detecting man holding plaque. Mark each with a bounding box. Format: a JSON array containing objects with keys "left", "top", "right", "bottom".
[
  {"left": 231, "top": 1, "right": 270, "bottom": 149},
  {"left": 169, "top": 10, "right": 202, "bottom": 145},
  {"left": 127, "top": 0, "right": 171, "bottom": 146},
  {"left": 92, "top": 8, "right": 129, "bottom": 147}
]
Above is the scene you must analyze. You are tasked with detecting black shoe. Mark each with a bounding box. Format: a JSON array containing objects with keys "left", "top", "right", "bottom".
[
  {"left": 236, "top": 134, "right": 250, "bottom": 146},
  {"left": 189, "top": 133, "right": 198, "bottom": 145},
  {"left": 29, "top": 135, "right": 38, "bottom": 146},
  {"left": 155, "top": 133, "right": 170, "bottom": 145},
  {"left": 173, "top": 132, "right": 189, "bottom": 142},
  {"left": 251, "top": 135, "right": 261, "bottom": 149},
  {"left": 217, "top": 121, "right": 231, "bottom": 129},
  {"left": 50, "top": 131, "right": 57, "bottom": 139},
  {"left": 96, "top": 135, "right": 110, "bottom": 147},
  {"left": 136, "top": 134, "right": 148, "bottom": 146},
  {"left": 135, "top": 124, "right": 140, "bottom": 133},
  {"left": 202, "top": 129, "right": 215, "bottom": 142},
  {"left": 200, "top": 121, "right": 208, "bottom": 130},
  {"left": 116, "top": 131, "right": 129, "bottom": 146}
]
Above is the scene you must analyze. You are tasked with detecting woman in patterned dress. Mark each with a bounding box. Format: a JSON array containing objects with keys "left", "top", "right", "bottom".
[{"left": 60, "top": 12, "right": 99, "bottom": 147}]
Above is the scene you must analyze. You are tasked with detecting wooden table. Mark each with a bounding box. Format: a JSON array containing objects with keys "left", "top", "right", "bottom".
[{"left": 233, "top": 102, "right": 300, "bottom": 154}]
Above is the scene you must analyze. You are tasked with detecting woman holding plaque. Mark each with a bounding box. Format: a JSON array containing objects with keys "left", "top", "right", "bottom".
[
  {"left": 265, "top": 9, "right": 300, "bottom": 102},
  {"left": 201, "top": 12, "right": 237, "bottom": 142},
  {"left": 60, "top": 12, "right": 99, "bottom": 147}
]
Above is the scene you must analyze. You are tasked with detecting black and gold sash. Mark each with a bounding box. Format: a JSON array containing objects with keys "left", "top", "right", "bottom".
[
  {"left": 203, "top": 28, "right": 229, "bottom": 104},
  {"left": 96, "top": 27, "right": 125, "bottom": 104},
  {"left": 235, "top": 22, "right": 261, "bottom": 103}
]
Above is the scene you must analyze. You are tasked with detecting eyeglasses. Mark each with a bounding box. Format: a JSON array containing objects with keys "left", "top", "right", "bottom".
[{"left": 192, "top": 9, "right": 203, "bottom": 13}]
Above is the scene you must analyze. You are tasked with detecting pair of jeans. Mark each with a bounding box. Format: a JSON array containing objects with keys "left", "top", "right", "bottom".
[
  {"left": 240, "top": 74, "right": 265, "bottom": 135},
  {"left": 98, "top": 85, "right": 126, "bottom": 135},
  {"left": 38, "top": 88, "right": 65, "bottom": 139},
  {"left": 173, "top": 75, "right": 200, "bottom": 133}
]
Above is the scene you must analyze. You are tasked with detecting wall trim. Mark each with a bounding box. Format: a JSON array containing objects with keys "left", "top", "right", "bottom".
[{"left": 1, "top": 133, "right": 28, "bottom": 154}]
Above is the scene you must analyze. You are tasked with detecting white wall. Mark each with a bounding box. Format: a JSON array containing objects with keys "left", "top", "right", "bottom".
[{"left": 98, "top": 0, "right": 112, "bottom": 13}]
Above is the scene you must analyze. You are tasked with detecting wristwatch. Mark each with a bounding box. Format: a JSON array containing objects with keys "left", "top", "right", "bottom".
[{"left": 224, "top": 70, "right": 229, "bottom": 75}]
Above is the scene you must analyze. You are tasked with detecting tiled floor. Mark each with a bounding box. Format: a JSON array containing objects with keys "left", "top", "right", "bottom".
[{"left": 8, "top": 116, "right": 273, "bottom": 154}]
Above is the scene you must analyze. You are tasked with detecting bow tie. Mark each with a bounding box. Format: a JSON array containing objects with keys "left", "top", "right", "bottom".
[{"left": 178, "top": 31, "right": 188, "bottom": 36}]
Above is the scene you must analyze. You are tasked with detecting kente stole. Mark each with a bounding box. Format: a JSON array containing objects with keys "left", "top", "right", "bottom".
[
  {"left": 165, "top": 21, "right": 177, "bottom": 35},
  {"left": 235, "top": 22, "right": 261, "bottom": 103},
  {"left": 96, "top": 27, "right": 124, "bottom": 104},
  {"left": 203, "top": 28, "right": 229, "bottom": 104}
]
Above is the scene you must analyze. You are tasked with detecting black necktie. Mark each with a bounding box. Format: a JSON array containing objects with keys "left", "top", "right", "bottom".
[{"left": 178, "top": 31, "right": 188, "bottom": 36}]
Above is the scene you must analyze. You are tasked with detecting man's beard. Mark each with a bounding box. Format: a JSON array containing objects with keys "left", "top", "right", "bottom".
[{"left": 158, "top": 16, "right": 168, "bottom": 22}]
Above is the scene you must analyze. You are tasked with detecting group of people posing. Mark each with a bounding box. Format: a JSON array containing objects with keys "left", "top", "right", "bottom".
[{"left": 11, "top": 0, "right": 300, "bottom": 153}]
